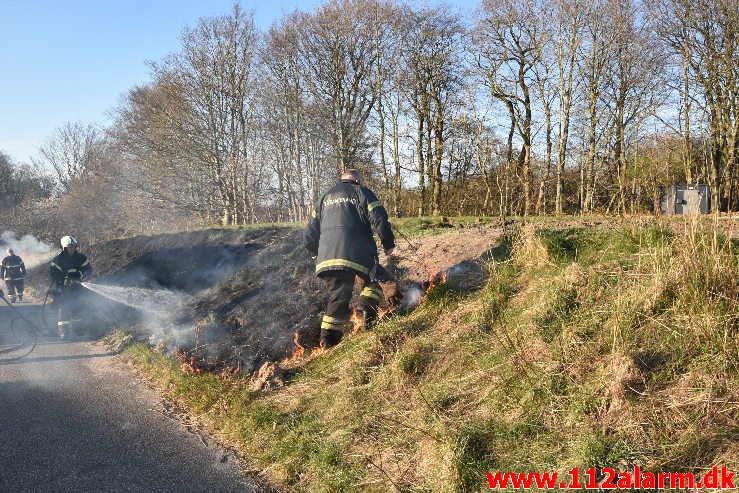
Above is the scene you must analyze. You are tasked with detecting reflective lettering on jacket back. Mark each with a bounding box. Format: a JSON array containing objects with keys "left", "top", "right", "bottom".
[
  {"left": 324, "top": 195, "right": 358, "bottom": 208},
  {"left": 322, "top": 194, "right": 362, "bottom": 227}
]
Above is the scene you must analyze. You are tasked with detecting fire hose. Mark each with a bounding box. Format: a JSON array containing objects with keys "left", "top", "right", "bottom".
[
  {"left": 0, "top": 287, "right": 40, "bottom": 359},
  {"left": 391, "top": 224, "right": 425, "bottom": 264}
]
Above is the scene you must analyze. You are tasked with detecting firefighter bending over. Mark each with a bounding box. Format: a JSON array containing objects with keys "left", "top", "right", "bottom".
[
  {"left": 303, "top": 169, "right": 395, "bottom": 348},
  {"left": 49, "top": 236, "right": 92, "bottom": 339},
  {"left": 1, "top": 248, "right": 26, "bottom": 303}
]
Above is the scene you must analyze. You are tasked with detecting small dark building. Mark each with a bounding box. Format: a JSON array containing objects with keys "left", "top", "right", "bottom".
[{"left": 658, "top": 184, "right": 710, "bottom": 215}]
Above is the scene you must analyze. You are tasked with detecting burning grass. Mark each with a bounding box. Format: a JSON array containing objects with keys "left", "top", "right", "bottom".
[{"left": 108, "top": 219, "right": 739, "bottom": 492}]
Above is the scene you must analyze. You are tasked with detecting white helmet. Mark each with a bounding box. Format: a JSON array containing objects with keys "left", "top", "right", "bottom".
[{"left": 61, "top": 236, "right": 78, "bottom": 248}]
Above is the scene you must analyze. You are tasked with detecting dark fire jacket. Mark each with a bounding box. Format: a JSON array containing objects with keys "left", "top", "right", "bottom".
[
  {"left": 303, "top": 179, "right": 395, "bottom": 279},
  {"left": 49, "top": 250, "right": 92, "bottom": 285},
  {"left": 1, "top": 255, "right": 26, "bottom": 281}
]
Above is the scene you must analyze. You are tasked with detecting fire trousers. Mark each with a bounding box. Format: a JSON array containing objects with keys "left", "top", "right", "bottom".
[
  {"left": 320, "top": 271, "right": 384, "bottom": 347},
  {"left": 56, "top": 286, "right": 85, "bottom": 335},
  {"left": 4, "top": 279, "right": 24, "bottom": 301}
]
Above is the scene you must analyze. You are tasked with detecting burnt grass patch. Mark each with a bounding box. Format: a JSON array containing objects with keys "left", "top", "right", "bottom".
[
  {"left": 100, "top": 245, "right": 259, "bottom": 292},
  {"left": 28, "top": 227, "right": 329, "bottom": 373}
]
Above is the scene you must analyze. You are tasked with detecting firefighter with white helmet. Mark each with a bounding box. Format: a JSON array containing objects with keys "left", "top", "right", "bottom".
[{"left": 49, "top": 236, "right": 92, "bottom": 339}]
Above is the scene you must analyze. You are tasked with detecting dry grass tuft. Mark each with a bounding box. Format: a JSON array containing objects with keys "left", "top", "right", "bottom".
[
  {"left": 512, "top": 224, "right": 550, "bottom": 267},
  {"left": 601, "top": 352, "right": 644, "bottom": 427}
]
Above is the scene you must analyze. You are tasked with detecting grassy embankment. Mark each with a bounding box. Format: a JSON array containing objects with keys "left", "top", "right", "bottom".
[{"left": 105, "top": 218, "right": 739, "bottom": 492}]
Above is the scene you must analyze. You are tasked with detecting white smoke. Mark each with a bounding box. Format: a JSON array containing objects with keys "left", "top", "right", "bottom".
[
  {"left": 80, "top": 282, "right": 200, "bottom": 349},
  {"left": 398, "top": 285, "right": 424, "bottom": 312},
  {"left": 0, "top": 230, "right": 55, "bottom": 268}
]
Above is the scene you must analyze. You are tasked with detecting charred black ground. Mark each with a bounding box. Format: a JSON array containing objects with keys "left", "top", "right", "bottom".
[
  {"left": 26, "top": 225, "right": 500, "bottom": 373},
  {"left": 27, "top": 227, "right": 328, "bottom": 372}
]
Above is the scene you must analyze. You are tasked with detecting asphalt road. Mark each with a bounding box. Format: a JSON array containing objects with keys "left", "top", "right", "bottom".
[{"left": 0, "top": 299, "right": 266, "bottom": 493}]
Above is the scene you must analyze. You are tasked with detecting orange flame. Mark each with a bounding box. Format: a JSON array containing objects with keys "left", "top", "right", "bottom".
[
  {"left": 217, "top": 365, "right": 240, "bottom": 380},
  {"left": 424, "top": 269, "right": 449, "bottom": 294},
  {"left": 175, "top": 349, "right": 204, "bottom": 375},
  {"left": 281, "top": 332, "right": 305, "bottom": 364},
  {"left": 378, "top": 306, "right": 395, "bottom": 319},
  {"left": 311, "top": 340, "right": 327, "bottom": 357},
  {"left": 349, "top": 309, "right": 363, "bottom": 335}
]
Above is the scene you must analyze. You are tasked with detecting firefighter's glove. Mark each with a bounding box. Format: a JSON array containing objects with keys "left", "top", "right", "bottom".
[{"left": 373, "top": 264, "right": 394, "bottom": 283}]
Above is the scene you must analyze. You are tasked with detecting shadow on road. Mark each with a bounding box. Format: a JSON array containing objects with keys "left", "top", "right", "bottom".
[{"left": 0, "top": 379, "right": 257, "bottom": 492}]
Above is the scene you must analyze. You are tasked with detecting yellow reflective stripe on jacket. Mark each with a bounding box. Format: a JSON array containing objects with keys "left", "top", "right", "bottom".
[
  {"left": 5, "top": 277, "right": 24, "bottom": 281},
  {"left": 322, "top": 315, "right": 344, "bottom": 324},
  {"left": 316, "top": 259, "right": 369, "bottom": 275},
  {"left": 81, "top": 259, "right": 90, "bottom": 267},
  {"left": 51, "top": 262, "right": 63, "bottom": 271},
  {"left": 4, "top": 264, "right": 22, "bottom": 268},
  {"left": 58, "top": 321, "right": 72, "bottom": 326},
  {"left": 367, "top": 201, "right": 382, "bottom": 211},
  {"left": 68, "top": 269, "right": 78, "bottom": 273}
]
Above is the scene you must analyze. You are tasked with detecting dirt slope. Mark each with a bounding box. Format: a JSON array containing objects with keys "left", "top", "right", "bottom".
[{"left": 27, "top": 225, "right": 503, "bottom": 373}]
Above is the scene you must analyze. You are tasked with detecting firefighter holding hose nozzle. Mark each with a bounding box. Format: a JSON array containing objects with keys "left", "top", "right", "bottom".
[
  {"left": 49, "top": 236, "right": 92, "bottom": 339},
  {"left": 1, "top": 248, "right": 26, "bottom": 303},
  {"left": 303, "top": 169, "right": 395, "bottom": 349}
]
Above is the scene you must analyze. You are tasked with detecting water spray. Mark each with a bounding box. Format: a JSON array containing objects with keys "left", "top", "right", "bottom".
[{"left": 80, "top": 282, "right": 195, "bottom": 314}]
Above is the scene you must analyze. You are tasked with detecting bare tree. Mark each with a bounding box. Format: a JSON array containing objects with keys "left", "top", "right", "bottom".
[
  {"left": 152, "top": 3, "right": 260, "bottom": 225},
  {"left": 579, "top": 0, "right": 616, "bottom": 212},
  {"left": 474, "top": 0, "right": 544, "bottom": 216},
  {"left": 552, "top": 0, "right": 587, "bottom": 214},
  {"left": 368, "top": 0, "right": 409, "bottom": 215},
  {"left": 262, "top": 14, "right": 311, "bottom": 221},
  {"left": 34, "top": 121, "right": 105, "bottom": 196},
  {"left": 296, "top": 0, "right": 379, "bottom": 173},
  {"left": 604, "top": 0, "right": 666, "bottom": 214},
  {"left": 404, "top": 6, "right": 464, "bottom": 216}
]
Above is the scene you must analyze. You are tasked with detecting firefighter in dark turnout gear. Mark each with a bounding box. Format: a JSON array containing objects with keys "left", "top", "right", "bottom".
[
  {"left": 1, "top": 248, "right": 26, "bottom": 303},
  {"left": 303, "top": 169, "right": 395, "bottom": 348},
  {"left": 49, "top": 236, "right": 92, "bottom": 339}
]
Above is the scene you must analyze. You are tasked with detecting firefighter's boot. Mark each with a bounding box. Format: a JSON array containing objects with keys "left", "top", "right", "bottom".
[
  {"left": 58, "top": 322, "right": 69, "bottom": 340},
  {"left": 320, "top": 329, "right": 343, "bottom": 348},
  {"left": 359, "top": 306, "right": 378, "bottom": 331},
  {"left": 320, "top": 315, "right": 345, "bottom": 348}
]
